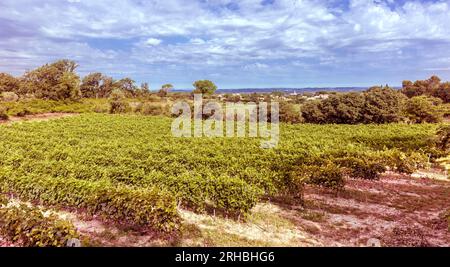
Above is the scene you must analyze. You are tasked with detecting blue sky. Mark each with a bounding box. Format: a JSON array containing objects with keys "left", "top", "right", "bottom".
[{"left": 0, "top": 0, "right": 450, "bottom": 89}]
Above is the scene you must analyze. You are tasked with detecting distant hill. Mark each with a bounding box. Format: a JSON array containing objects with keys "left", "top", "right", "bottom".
[{"left": 172, "top": 87, "right": 371, "bottom": 94}]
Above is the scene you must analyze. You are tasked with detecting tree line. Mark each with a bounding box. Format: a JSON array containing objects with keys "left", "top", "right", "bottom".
[
  {"left": 0, "top": 59, "right": 448, "bottom": 124},
  {"left": 301, "top": 81, "right": 448, "bottom": 124},
  {"left": 0, "top": 59, "right": 218, "bottom": 100}
]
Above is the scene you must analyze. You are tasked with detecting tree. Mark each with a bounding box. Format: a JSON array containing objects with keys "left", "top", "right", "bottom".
[
  {"left": 401, "top": 75, "right": 449, "bottom": 103},
  {"left": 192, "top": 80, "right": 217, "bottom": 95},
  {"left": 279, "top": 102, "right": 303, "bottom": 123},
  {"left": 0, "top": 73, "right": 20, "bottom": 93},
  {"left": 362, "top": 86, "right": 406, "bottom": 123},
  {"left": 333, "top": 92, "right": 366, "bottom": 124},
  {"left": 302, "top": 87, "right": 406, "bottom": 124},
  {"left": 434, "top": 82, "right": 450, "bottom": 103},
  {"left": 141, "top": 82, "right": 150, "bottom": 92},
  {"left": 158, "top": 83, "right": 173, "bottom": 97},
  {"left": 98, "top": 76, "right": 115, "bottom": 98},
  {"left": 115, "top": 78, "right": 137, "bottom": 97},
  {"left": 404, "top": 96, "right": 443, "bottom": 123},
  {"left": 19, "top": 59, "right": 81, "bottom": 100},
  {"left": 301, "top": 100, "right": 326, "bottom": 123},
  {"left": 80, "top": 72, "right": 103, "bottom": 98}
]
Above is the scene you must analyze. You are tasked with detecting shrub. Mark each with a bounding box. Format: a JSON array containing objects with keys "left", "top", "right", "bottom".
[
  {"left": 386, "top": 151, "right": 428, "bottom": 174},
  {"left": 0, "top": 105, "right": 8, "bottom": 121},
  {"left": 302, "top": 87, "right": 406, "bottom": 124},
  {"left": 93, "top": 104, "right": 109, "bottom": 113},
  {"left": 435, "top": 125, "right": 450, "bottom": 152},
  {"left": 293, "top": 163, "right": 345, "bottom": 190},
  {"left": 279, "top": 102, "right": 302, "bottom": 123},
  {"left": 141, "top": 102, "right": 166, "bottom": 116},
  {"left": 15, "top": 108, "right": 32, "bottom": 117},
  {"left": 1, "top": 92, "right": 19, "bottom": 102},
  {"left": 109, "top": 89, "right": 130, "bottom": 114},
  {"left": 336, "top": 157, "right": 386, "bottom": 180},
  {"left": 0, "top": 203, "right": 81, "bottom": 247},
  {"left": 404, "top": 96, "right": 443, "bottom": 123}
]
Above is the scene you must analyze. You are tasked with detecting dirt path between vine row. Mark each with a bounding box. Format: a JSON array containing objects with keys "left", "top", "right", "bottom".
[{"left": 0, "top": 113, "right": 78, "bottom": 124}]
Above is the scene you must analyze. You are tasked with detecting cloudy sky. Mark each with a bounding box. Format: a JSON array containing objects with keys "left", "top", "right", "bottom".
[{"left": 0, "top": 0, "right": 450, "bottom": 89}]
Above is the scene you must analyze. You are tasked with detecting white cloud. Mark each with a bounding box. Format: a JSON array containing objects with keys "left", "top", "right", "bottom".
[
  {"left": 1, "top": 0, "right": 450, "bottom": 86},
  {"left": 144, "top": 38, "right": 162, "bottom": 46}
]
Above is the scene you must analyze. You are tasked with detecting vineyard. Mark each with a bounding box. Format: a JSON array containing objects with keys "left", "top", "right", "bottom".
[{"left": 0, "top": 114, "right": 447, "bottom": 246}]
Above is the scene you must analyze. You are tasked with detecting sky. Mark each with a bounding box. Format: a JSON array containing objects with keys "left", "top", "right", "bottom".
[{"left": 0, "top": 0, "right": 450, "bottom": 89}]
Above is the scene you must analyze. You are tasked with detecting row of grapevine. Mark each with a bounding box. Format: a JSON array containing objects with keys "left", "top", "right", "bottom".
[{"left": 0, "top": 114, "right": 443, "bottom": 226}]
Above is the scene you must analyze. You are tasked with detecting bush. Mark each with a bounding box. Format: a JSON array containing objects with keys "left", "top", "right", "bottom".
[
  {"left": 141, "top": 102, "right": 166, "bottom": 116},
  {"left": 293, "top": 163, "right": 345, "bottom": 190},
  {"left": 0, "top": 203, "right": 81, "bottom": 247},
  {"left": 302, "top": 87, "right": 406, "bottom": 124},
  {"left": 1, "top": 92, "right": 19, "bottom": 102},
  {"left": 404, "top": 96, "right": 443, "bottom": 123},
  {"left": 0, "top": 105, "right": 8, "bottom": 121},
  {"left": 435, "top": 125, "right": 450, "bottom": 152},
  {"left": 386, "top": 151, "right": 428, "bottom": 174},
  {"left": 336, "top": 157, "right": 386, "bottom": 180},
  {"left": 109, "top": 89, "right": 130, "bottom": 114},
  {"left": 279, "top": 103, "right": 302, "bottom": 123}
]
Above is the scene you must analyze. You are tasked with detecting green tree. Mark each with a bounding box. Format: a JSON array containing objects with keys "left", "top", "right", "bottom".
[
  {"left": 433, "top": 82, "right": 450, "bottom": 103},
  {"left": 115, "top": 78, "right": 137, "bottom": 97},
  {"left": 98, "top": 76, "right": 115, "bottom": 98},
  {"left": 362, "top": 86, "right": 406, "bottom": 123},
  {"left": 80, "top": 72, "right": 103, "bottom": 98},
  {"left": 0, "top": 73, "right": 20, "bottom": 93},
  {"left": 301, "top": 100, "right": 326, "bottom": 123},
  {"left": 401, "top": 75, "right": 449, "bottom": 103},
  {"left": 192, "top": 80, "right": 217, "bottom": 95},
  {"left": 19, "top": 59, "right": 81, "bottom": 100},
  {"left": 404, "top": 96, "right": 443, "bottom": 123},
  {"left": 158, "top": 83, "right": 173, "bottom": 97}
]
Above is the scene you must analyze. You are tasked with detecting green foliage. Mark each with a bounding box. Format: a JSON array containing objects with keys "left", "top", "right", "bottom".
[
  {"left": 385, "top": 150, "right": 429, "bottom": 174},
  {"left": 279, "top": 103, "right": 302, "bottom": 123},
  {"left": 435, "top": 125, "right": 450, "bottom": 152},
  {"left": 302, "top": 87, "right": 407, "bottom": 124},
  {"left": 404, "top": 96, "right": 443, "bottom": 123},
  {"left": 402, "top": 76, "right": 450, "bottom": 103},
  {"left": 362, "top": 86, "right": 407, "bottom": 123},
  {"left": 145, "top": 173, "right": 261, "bottom": 215},
  {"left": 0, "top": 73, "right": 20, "bottom": 93},
  {"left": 115, "top": 78, "right": 138, "bottom": 98},
  {"left": 20, "top": 59, "right": 81, "bottom": 100},
  {"left": 158, "top": 83, "right": 173, "bottom": 98},
  {"left": 193, "top": 80, "right": 217, "bottom": 95},
  {"left": 0, "top": 173, "right": 180, "bottom": 232},
  {"left": 109, "top": 89, "right": 130, "bottom": 114},
  {"left": 80, "top": 72, "right": 105, "bottom": 98},
  {"left": 0, "top": 98, "right": 109, "bottom": 116},
  {"left": 336, "top": 157, "right": 386, "bottom": 180},
  {"left": 0, "top": 114, "right": 440, "bottom": 220},
  {"left": 295, "top": 163, "right": 345, "bottom": 189},
  {"left": 0, "top": 203, "right": 81, "bottom": 247},
  {"left": 0, "top": 104, "right": 8, "bottom": 121}
]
